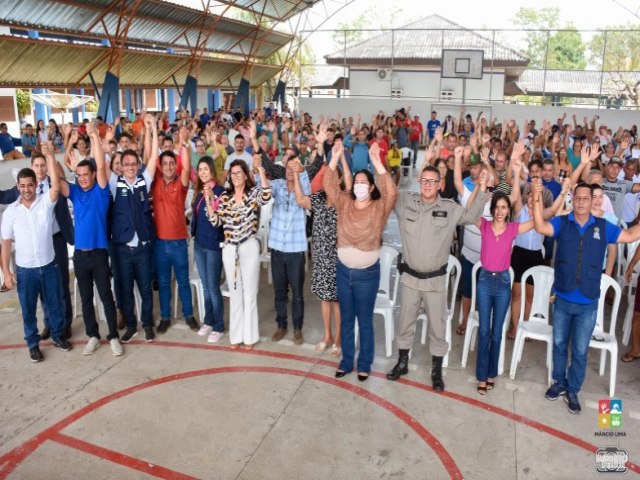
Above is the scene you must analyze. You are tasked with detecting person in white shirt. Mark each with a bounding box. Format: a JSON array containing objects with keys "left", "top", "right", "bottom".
[{"left": 1, "top": 142, "right": 72, "bottom": 362}]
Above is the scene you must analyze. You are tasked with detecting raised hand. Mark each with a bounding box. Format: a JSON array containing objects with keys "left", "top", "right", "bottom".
[
  {"left": 435, "top": 127, "right": 444, "bottom": 143},
  {"left": 41, "top": 141, "right": 54, "bottom": 157},
  {"left": 331, "top": 142, "right": 343, "bottom": 160},
  {"left": 511, "top": 139, "right": 527, "bottom": 160},
  {"left": 69, "top": 130, "right": 79, "bottom": 146},
  {"left": 252, "top": 153, "right": 262, "bottom": 171},
  {"left": 480, "top": 146, "right": 490, "bottom": 164},
  {"left": 454, "top": 146, "right": 464, "bottom": 159},
  {"left": 478, "top": 169, "right": 488, "bottom": 190}
]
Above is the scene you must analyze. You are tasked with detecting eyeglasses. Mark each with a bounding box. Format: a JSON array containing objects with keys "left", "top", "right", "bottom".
[
  {"left": 419, "top": 178, "right": 439, "bottom": 185},
  {"left": 230, "top": 171, "right": 244, "bottom": 177}
]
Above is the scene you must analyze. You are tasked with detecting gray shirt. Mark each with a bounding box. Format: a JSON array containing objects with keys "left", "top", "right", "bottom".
[{"left": 603, "top": 178, "right": 633, "bottom": 219}]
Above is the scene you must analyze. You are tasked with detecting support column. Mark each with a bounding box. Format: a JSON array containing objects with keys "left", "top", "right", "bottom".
[
  {"left": 80, "top": 88, "right": 86, "bottom": 119},
  {"left": 233, "top": 78, "right": 251, "bottom": 117},
  {"left": 124, "top": 88, "right": 132, "bottom": 118},
  {"left": 178, "top": 75, "right": 198, "bottom": 113},
  {"left": 168, "top": 89, "right": 176, "bottom": 121},
  {"left": 33, "top": 88, "right": 48, "bottom": 123},
  {"left": 207, "top": 89, "right": 214, "bottom": 113},
  {"left": 97, "top": 71, "right": 120, "bottom": 124},
  {"left": 213, "top": 90, "right": 222, "bottom": 111},
  {"left": 71, "top": 89, "right": 80, "bottom": 124}
]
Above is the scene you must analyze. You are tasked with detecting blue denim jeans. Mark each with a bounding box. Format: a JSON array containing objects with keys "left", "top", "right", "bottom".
[
  {"left": 116, "top": 243, "right": 153, "bottom": 328},
  {"left": 476, "top": 269, "right": 511, "bottom": 382},
  {"left": 194, "top": 243, "right": 224, "bottom": 332},
  {"left": 271, "top": 249, "right": 306, "bottom": 331},
  {"left": 154, "top": 239, "right": 193, "bottom": 320},
  {"left": 336, "top": 260, "right": 380, "bottom": 374},
  {"left": 551, "top": 296, "right": 598, "bottom": 394},
  {"left": 17, "top": 261, "right": 65, "bottom": 348}
]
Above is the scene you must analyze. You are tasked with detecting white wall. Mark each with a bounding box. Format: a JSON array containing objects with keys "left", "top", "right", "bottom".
[
  {"left": 349, "top": 69, "right": 505, "bottom": 104},
  {"left": 298, "top": 97, "right": 639, "bottom": 131}
]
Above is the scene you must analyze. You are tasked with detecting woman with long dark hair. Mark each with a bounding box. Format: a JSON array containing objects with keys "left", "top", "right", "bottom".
[
  {"left": 206, "top": 158, "right": 270, "bottom": 350},
  {"left": 324, "top": 142, "right": 397, "bottom": 381},
  {"left": 469, "top": 153, "right": 534, "bottom": 395},
  {"left": 193, "top": 156, "right": 226, "bottom": 343}
]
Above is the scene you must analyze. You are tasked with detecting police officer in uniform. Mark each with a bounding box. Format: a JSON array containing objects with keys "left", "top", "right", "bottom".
[{"left": 387, "top": 164, "right": 488, "bottom": 390}]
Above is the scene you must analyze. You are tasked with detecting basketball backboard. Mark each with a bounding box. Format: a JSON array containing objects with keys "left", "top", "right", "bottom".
[{"left": 441, "top": 49, "right": 484, "bottom": 80}]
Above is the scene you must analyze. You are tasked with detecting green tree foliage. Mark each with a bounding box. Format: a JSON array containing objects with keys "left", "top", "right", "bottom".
[
  {"left": 588, "top": 23, "right": 640, "bottom": 71},
  {"left": 15, "top": 89, "right": 32, "bottom": 120},
  {"left": 331, "top": 7, "right": 402, "bottom": 53},
  {"left": 512, "top": 7, "right": 586, "bottom": 70}
]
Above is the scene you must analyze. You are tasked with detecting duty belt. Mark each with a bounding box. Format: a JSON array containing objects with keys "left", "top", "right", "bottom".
[{"left": 397, "top": 254, "right": 447, "bottom": 280}]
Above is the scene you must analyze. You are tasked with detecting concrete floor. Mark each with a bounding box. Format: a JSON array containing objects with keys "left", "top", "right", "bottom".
[{"left": 0, "top": 155, "right": 639, "bottom": 480}]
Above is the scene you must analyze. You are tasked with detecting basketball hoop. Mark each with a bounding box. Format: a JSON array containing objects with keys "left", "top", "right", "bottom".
[{"left": 31, "top": 91, "right": 95, "bottom": 123}]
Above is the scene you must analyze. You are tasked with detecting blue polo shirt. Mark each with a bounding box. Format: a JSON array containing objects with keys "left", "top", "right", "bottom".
[
  {"left": 68, "top": 182, "right": 111, "bottom": 249},
  {"left": 542, "top": 178, "right": 562, "bottom": 199},
  {"left": 550, "top": 212, "right": 621, "bottom": 304}
]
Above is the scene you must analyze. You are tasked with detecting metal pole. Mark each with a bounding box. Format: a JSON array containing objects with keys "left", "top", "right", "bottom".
[
  {"left": 343, "top": 29, "right": 347, "bottom": 99},
  {"left": 438, "top": 29, "right": 444, "bottom": 105},
  {"left": 542, "top": 30, "right": 550, "bottom": 105},
  {"left": 597, "top": 30, "right": 608, "bottom": 110},
  {"left": 390, "top": 29, "right": 395, "bottom": 99},
  {"left": 489, "top": 30, "right": 495, "bottom": 106}
]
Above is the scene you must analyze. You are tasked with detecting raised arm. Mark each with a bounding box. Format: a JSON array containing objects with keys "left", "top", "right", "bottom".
[
  {"left": 292, "top": 160, "right": 311, "bottom": 210},
  {"left": 179, "top": 126, "right": 191, "bottom": 187},
  {"left": 452, "top": 146, "right": 465, "bottom": 197},
  {"left": 144, "top": 114, "right": 158, "bottom": 177},
  {"left": 87, "top": 122, "right": 107, "bottom": 188},
  {"left": 41, "top": 142, "right": 59, "bottom": 203},
  {"left": 532, "top": 181, "right": 554, "bottom": 236},
  {"left": 370, "top": 142, "right": 397, "bottom": 215}
]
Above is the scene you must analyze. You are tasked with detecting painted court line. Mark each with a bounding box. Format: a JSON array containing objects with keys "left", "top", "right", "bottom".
[
  {"left": 0, "top": 366, "right": 462, "bottom": 480},
  {"left": 0, "top": 340, "right": 638, "bottom": 476},
  {"left": 51, "top": 433, "right": 197, "bottom": 480}
]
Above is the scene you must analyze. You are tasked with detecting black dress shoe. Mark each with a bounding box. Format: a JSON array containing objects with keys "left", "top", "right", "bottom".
[
  {"left": 357, "top": 372, "right": 369, "bottom": 382},
  {"left": 335, "top": 369, "right": 348, "bottom": 378},
  {"left": 157, "top": 320, "right": 170, "bottom": 334},
  {"left": 62, "top": 325, "right": 72, "bottom": 340},
  {"left": 41, "top": 326, "right": 50, "bottom": 341}
]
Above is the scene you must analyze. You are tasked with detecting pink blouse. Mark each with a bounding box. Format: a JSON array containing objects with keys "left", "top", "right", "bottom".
[{"left": 479, "top": 218, "right": 519, "bottom": 272}]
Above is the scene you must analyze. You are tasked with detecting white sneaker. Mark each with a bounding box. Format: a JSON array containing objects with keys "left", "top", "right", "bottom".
[
  {"left": 110, "top": 338, "right": 124, "bottom": 356},
  {"left": 207, "top": 331, "right": 223, "bottom": 344},
  {"left": 83, "top": 337, "right": 101, "bottom": 355},
  {"left": 198, "top": 325, "right": 212, "bottom": 336}
]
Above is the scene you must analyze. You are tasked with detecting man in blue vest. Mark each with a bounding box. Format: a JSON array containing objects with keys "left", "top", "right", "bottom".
[
  {"left": 110, "top": 114, "right": 158, "bottom": 343},
  {"left": 532, "top": 181, "right": 640, "bottom": 414}
]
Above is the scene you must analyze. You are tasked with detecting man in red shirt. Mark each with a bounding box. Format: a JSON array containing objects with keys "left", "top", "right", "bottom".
[
  {"left": 369, "top": 127, "right": 389, "bottom": 168},
  {"left": 149, "top": 123, "right": 199, "bottom": 334},
  {"left": 410, "top": 114, "right": 424, "bottom": 167}
]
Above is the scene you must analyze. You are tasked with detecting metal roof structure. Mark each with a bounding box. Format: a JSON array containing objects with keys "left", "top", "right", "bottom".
[
  {"left": 167, "top": 0, "right": 322, "bottom": 23},
  {"left": 517, "top": 69, "right": 640, "bottom": 98},
  {"left": 325, "top": 14, "right": 529, "bottom": 75},
  {"left": 0, "top": 36, "right": 280, "bottom": 88},
  {"left": 0, "top": 0, "right": 293, "bottom": 60}
]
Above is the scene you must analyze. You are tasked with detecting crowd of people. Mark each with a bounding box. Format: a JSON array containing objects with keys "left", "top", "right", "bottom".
[{"left": 2, "top": 103, "right": 640, "bottom": 416}]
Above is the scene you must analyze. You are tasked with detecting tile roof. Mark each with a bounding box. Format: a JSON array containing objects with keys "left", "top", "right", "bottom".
[
  {"left": 517, "top": 69, "right": 640, "bottom": 96},
  {"left": 325, "top": 14, "right": 529, "bottom": 65}
]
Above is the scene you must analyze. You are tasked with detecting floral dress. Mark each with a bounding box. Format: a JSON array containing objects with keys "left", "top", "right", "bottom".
[{"left": 309, "top": 191, "right": 338, "bottom": 302}]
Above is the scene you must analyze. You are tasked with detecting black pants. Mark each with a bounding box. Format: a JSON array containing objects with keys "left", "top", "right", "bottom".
[
  {"left": 73, "top": 249, "right": 118, "bottom": 340},
  {"left": 271, "top": 250, "right": 305, "bottom": 331}
]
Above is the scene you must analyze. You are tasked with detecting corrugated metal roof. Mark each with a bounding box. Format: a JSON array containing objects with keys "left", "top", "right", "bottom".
[
  {"left": 0, "top": 0, "right": 292, "bottom": 59},
  {"left": 165, "top": 0, "right": 318, "bottom": 22},
  {"left": 325, "top": 14, "right": 529, "bottom": 65},
  {"left": 517, "top": 69, "right": 640, "bottom": 96},
  {"left": 0, "top": 36, "right": 280, "bottom": 88}
]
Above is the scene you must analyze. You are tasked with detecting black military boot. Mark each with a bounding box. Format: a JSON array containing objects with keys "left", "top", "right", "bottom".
[
  {"left": 431, "top": 355, "right": 445, "bottom": 391},
  {"left": 387, "top": 349, "right": 410, "bottom": 381}
]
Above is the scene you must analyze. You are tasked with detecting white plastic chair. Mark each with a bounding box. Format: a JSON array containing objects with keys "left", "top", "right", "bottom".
[
  {"left": 509, "top": 266, "right": 555, "bottom": 385},
  {"left": 256, "top": 199, "right": 273, "bottom": 284},
  {"left": 174, "top": 241, "right": 204, "bottom": 322},
  {"left": 460, "top": 261, "right": 514, "bottom": 376},
  {"left": 416, "top": 255, "right": 462, "bottom": 367},
  {"left": 589, "top": 274, "right": 621, "bottom": 398},
  {"left": 354, "top": 245, "right": 400, "bottom": 357}
]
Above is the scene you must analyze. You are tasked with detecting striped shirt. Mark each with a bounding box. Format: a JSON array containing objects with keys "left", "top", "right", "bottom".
[{"left": 208, "top": 187, "right": 272, "bottom": 246}]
